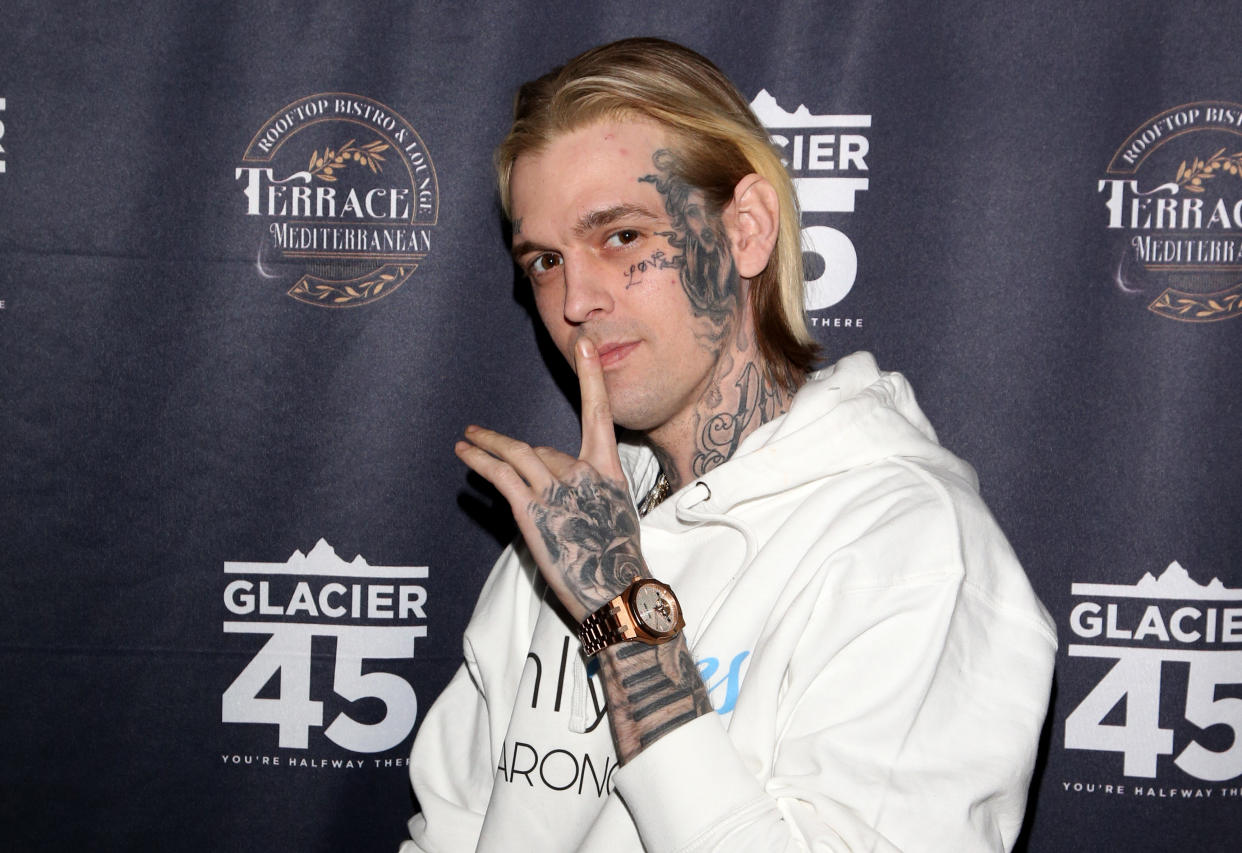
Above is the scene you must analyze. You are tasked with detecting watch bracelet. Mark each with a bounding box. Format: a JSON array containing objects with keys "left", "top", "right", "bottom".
[{"left": 579, "top": 604, "right": 625, "bottom": 657}]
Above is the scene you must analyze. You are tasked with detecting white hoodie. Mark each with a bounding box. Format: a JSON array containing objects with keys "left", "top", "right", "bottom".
[{"left": 402, "top": 352, "right": 1057, "bottom": 853}]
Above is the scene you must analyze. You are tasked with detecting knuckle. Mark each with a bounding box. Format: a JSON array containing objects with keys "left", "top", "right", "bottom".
[
  {"left": 495, "top": 466, "right": 526, "bottom": 490},
  {"left": 569, "top": 460, "right": 598, "bottom": 480}
]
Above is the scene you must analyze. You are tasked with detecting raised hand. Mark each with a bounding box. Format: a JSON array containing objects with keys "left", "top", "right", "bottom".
[{"left": 455, "top": 338, "right": 649, "bottom": 622}]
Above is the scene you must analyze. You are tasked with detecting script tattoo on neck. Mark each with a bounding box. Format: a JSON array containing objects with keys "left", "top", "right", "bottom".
[
  {"left": 693, "top": 361, "right": 783, "bottom": 476},
  {"left": 529, "top": 474, "right": 645, "bottom": 615}
]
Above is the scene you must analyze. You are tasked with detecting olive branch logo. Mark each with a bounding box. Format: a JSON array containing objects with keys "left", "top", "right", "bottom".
[
  {"left": 1150, "top": 287, "right": 1242, "bottom": 321},
  {"left": 1174, "top": 148, "right": 1242, "bottom": 193},
  {"left": 306, "top": 139, "right": 390, "bottom": 182},
  {"left": 289, "top": 266, "right": 409, "bottom": 305}
]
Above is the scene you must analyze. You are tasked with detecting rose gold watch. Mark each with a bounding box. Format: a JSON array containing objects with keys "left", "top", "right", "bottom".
[{"left": 578, "top": 578, "right": 685, "bottom": 657}]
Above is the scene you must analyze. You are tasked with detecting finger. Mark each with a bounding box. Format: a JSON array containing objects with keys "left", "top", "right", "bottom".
[
  {"left": 460, "top": 425, "right": 554, "bottom": 494},
  {"left": 454, "top": 439, "right": 536, "bottom": 512},
  {"left": 532, "top": 445, "right": 578, "bottom": 479},
  {"left": 574, "top": 338, "right": 622, "bottom": 478}
]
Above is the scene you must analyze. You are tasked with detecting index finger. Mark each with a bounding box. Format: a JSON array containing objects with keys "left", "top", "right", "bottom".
[{"left": 574, "top": 337, "right": 622, "bottom": 478}]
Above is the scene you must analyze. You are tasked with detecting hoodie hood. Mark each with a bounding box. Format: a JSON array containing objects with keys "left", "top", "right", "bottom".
[{"left": 621, "top": 352, "right": 979, "bottom": 527}]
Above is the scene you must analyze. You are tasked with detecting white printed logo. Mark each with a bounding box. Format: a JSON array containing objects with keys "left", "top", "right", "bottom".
[
  {"left": 1064, "top": 561, "right": 1242, "bottom": 781},
  {"left": 751, "top": 91, "right": 870, "bottom": 311},
  {"left": 222, "top": 539, "right": 427, "bottom": 753},
  {"left": 0, "top": 97, "right": 7, "bottom": 174}
]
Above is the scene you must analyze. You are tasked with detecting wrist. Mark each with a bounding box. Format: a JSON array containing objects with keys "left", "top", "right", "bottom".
[{"left": 598, "top": 635, "right": 712, "bottom": 763}]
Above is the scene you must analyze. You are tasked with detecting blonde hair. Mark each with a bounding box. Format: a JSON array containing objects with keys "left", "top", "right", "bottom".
[{"left": 496, "top": 38, "right": 818, "bottom": 387}]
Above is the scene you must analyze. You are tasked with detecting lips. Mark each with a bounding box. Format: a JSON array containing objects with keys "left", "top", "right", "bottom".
[{"left": 595, "top": 340, "right": 639, "bottom": 368}]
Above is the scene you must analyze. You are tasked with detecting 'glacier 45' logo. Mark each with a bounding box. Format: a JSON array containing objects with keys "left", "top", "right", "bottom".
[
  {"left": 1063, "top": 561, "right": 1242, "bottom": 782},
  {"left": 220, "top": 540, "right": 428, "bottom": 754},
  {"left": 752, "top": 91, "right": 870, "bottom": 312}
]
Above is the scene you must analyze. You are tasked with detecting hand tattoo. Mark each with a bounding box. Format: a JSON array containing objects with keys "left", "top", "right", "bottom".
[{"left": 528, "top": 473, "right": 646, "bottom": 615}]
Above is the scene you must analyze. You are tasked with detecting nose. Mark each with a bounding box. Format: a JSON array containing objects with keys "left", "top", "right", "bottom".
[{"left": 562, "top": 255, "right": 614, "bottom": 324}]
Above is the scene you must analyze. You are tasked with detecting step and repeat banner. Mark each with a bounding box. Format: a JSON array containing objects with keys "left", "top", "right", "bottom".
[{"left": 2, "top": 2, "right": 1239, "bottom": 851}]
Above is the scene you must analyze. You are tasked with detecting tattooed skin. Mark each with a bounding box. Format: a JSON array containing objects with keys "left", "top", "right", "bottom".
[
  {"left": 693, "top": 361, "right": 784, "bottom": 476},
  {"left": 522, "top": 465, "right": 712, "bottom": 761},
  {"left": 521, "top": 457, "right": 712, "bottom": 762},
  {"left": 637, "top": 148, "right": 792, "bottom": 487},
  {"left": 528, "top": 473, "right": 646, "bottom": 615},
  {"left": 624, "top": 249, "right": 682, "bottom": 289},
  {"left": 640, "top": 150, "right": 741, "bottom": 336},
  {"left": 602, "top": 638, "right": 716, "bottom": 762}
]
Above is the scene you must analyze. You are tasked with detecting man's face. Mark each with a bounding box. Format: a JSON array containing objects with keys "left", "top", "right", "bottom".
[{"left": 509, "top": 119, "right": 742, "bottom": 437}]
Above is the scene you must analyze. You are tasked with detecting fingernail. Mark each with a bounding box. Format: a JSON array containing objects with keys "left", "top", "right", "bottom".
[{"left": 577, "top": 338, "right": 594, "bottom": 359}]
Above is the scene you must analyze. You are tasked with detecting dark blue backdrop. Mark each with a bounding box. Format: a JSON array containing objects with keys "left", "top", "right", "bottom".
[{"left": 2, "top": 1, "right": 1239, "bottom": 850}]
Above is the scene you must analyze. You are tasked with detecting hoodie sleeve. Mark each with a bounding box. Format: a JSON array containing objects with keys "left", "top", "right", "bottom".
[
  {"left": 401, "top": 546, "right": 541, "bottom": 853},
  {"left": 401, "top": 644, "right": 492, "bottom": 853},
  {"left": 611, "top": 471, "right": 1057, "bottom": 852}
]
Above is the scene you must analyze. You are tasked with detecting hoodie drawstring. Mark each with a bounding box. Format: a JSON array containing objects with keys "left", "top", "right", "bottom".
[{"left": 674, "top": 481, "right": 759, "bottom": 640}]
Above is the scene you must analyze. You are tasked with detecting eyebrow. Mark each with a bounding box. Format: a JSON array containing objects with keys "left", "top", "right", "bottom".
[
  {"left": 572, "top": 203, "right": 662, "bottom": 237},
  {"left": 510, "top": 203, "right": 663, "bottom": 260}
]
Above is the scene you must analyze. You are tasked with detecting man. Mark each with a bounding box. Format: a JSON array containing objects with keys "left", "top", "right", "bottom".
[{"left": 403, "top": 38, "right": 1055, "bottom": 852}]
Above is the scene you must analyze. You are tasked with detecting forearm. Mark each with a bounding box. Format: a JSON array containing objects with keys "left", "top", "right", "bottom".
[{"left": 598, "top": 633, "right": 714, "bottom": 763}]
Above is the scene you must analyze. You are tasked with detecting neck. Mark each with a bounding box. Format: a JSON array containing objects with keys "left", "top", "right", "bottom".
[{"left": 645, "top": 324, "right": 798, "bottom": 493}]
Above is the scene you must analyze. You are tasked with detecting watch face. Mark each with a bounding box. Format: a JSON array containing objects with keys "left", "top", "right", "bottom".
[{"left": 632, "top": 581, "right": 679, "bottom": 633}]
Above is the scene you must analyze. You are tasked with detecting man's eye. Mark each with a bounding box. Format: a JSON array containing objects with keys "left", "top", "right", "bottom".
[
  {"left": 604, "top": 229, "right": 640, "bottom": 248},
  {"left": 527, "top": 252, "right": 562, "bottom": 277}
]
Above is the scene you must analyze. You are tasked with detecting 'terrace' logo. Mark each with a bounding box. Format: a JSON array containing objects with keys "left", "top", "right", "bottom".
[
  {"left": 236, "top": 93, "right": 439, "bottom": 307},
  {"left": 1063, "top": 561, "right": 1242, "bottom": 786},
  {"left": 221, "top": 540, "right": 427, "bottom": 759},
  {"left": 752, "top": 91, "right": 870, "bottom": 315},
  {"left": 1100, "top": 102, "right": 1242, "bottom": 322}
]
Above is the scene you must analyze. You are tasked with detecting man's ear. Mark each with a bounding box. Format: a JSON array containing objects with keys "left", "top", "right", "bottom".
[{"left": 723, "top": 173, "right": 780, "bottom": 279}]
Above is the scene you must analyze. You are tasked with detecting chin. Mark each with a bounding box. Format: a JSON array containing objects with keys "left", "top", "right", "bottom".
[
  {"left": 604, "top": 394, "right": 657, "bottom": 432},
  {"left": 609, "top": 409, "right": 658, "bottom": 433},
  {"left": 607, "top": 392, "right": 679, "bottom": 435}
]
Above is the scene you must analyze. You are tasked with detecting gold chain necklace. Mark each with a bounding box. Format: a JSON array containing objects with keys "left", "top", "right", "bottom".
[{"left": 637, "top": 471, "right": 671, "bottom": 517}]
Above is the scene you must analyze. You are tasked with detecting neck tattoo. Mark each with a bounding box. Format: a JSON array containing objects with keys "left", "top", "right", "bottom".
[{"left": 638, "top": 149, "right": 794, "bottom": 488}]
